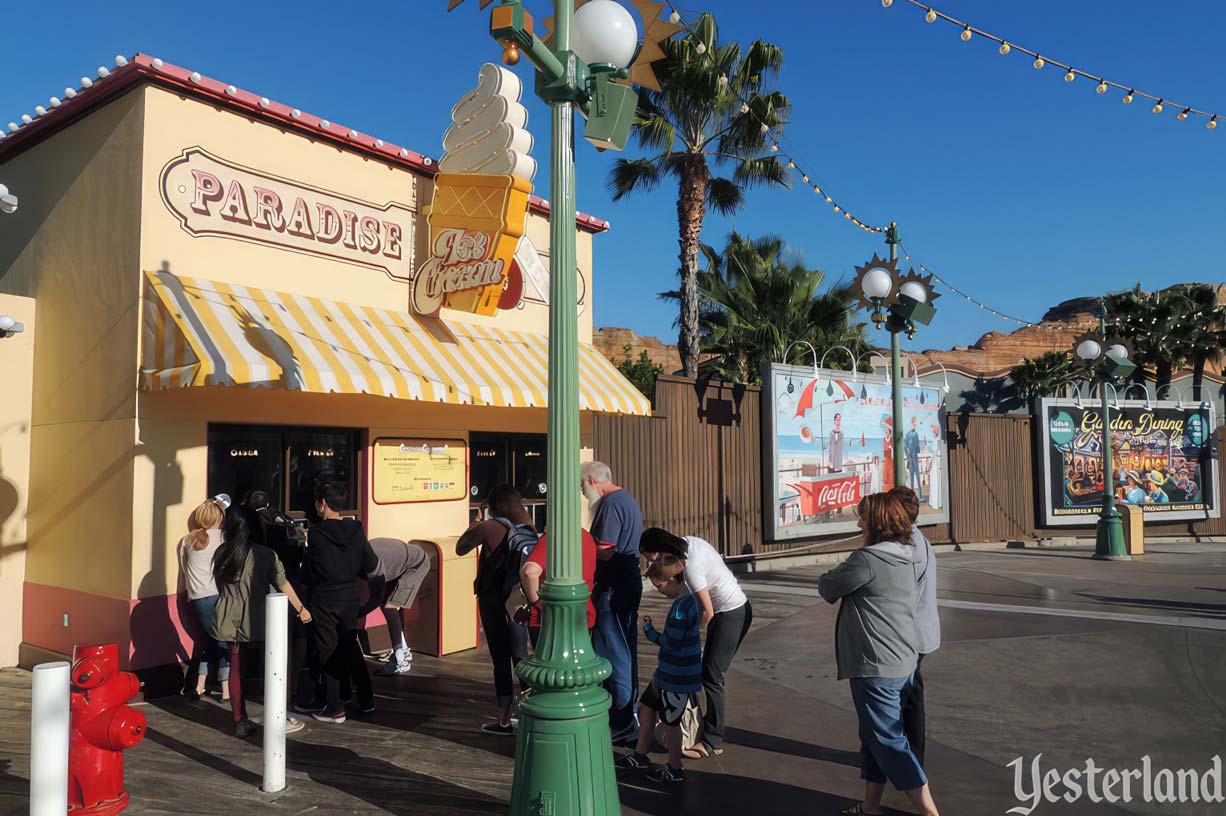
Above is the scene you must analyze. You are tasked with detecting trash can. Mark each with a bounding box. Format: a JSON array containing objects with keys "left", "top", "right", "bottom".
[
  {"left": 1120, "top": 504, "right": 1145, "bottom": 555},
  {"left": 402, "top": 537, "right": 479, "bottom": 656}
]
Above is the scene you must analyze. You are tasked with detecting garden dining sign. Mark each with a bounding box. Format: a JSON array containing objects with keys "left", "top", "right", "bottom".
[{"left": 1038, "top": 398, "right": 1219, "bottom": 526}]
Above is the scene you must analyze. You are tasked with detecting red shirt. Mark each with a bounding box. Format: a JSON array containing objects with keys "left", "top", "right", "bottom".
[{"left": 527, "top": 530, "right": 599, "bottom": 629}]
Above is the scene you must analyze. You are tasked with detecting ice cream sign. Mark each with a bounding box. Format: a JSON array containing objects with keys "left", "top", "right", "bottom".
[{"left": 410, "top": 64, "right": 539, "bottom": 318}]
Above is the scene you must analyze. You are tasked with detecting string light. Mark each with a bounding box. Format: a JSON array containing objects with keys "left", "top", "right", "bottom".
[
  {"left": 894, "top": 1, "right": 1225, "bottom": 131},
  {"left": 1209, "top": 116, "right": 1218, "bottom": 129},
  {"left": 902, "top": 244, "right": 1035, "bottom": 326}
]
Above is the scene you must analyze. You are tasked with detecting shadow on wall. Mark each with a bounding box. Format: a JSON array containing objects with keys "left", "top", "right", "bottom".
[
  {"left": 0, "top": 465, "right": 23, "bottom": 559},
  {"left": 956, "top": 377, "right": 1025, "bottom": 414},
  {"left": 130, "top": 425, "right": 188, "bottom": 696}
]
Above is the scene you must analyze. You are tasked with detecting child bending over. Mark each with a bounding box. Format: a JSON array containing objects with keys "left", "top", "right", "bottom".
[{"left": 615, "top": 555, "right": 701, "bottom": 783}]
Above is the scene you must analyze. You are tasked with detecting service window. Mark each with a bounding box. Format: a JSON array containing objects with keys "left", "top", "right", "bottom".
[{"left": 207, "top": 424, "right": 361, "bottom": 518}]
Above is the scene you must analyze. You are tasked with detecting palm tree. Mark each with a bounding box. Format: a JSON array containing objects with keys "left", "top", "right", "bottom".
[
  {"left": 607, "top": 12, "right": 790, "bottom": 378},
  {"left": 1157, "top": 284, "right": 1226, "bottom": 399},
  {"left": 1010, "top": 351, "right": 1085, "bottom": 405},
  {"left": 662, "top": 232, "right": 868, "bottom": 385}
]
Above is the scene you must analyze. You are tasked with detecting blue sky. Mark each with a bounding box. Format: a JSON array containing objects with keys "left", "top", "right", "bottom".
[{"left": 3, "top": 0, "right": 1222, "bottom": 353}]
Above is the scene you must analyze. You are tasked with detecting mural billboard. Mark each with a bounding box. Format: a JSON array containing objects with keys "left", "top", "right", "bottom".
[
  {"left": 1039, "top": 398, "right": 1219, "bottom": 526},
  {"left": 763, "top": 363, "right": 949, "bottom": 541}
]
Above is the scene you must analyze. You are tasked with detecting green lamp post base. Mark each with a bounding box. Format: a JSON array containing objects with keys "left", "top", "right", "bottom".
[
  {"left": 1092, "top": 511, "right": 1131, "bottom": 561},
  {"left": 511, "top": 580, "right": 617, "bottom": 816}
]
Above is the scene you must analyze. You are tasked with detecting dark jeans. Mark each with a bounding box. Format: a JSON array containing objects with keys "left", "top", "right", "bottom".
[
  {"left": 701, "top": 601, "right": 753, "bottom": 750},
  {"left": 901, "top": 653, "right": 927, "bottom": 766},
  {"left": 187, "top": 595, "right": 229, "bottom": 682},
  {"left": 851, "top": 674, "right": 927, "bottom": 791},
  {"left": 592, "top": 580, "right": 642, "bottom": 735},
  {"left": 226, "top": 643, "right": 251, "bottom": 723},
  {"left": 310, "top": 600, "right": 372, "bottom": 715},
  {"left": 478, "top": 593, "right": 528, "bottom": 709}
]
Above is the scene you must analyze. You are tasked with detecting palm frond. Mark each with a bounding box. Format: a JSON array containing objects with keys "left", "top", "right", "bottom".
[
  {"left": 706, "top": 176, "right": 745, "bottom": 216},
  {"left": 607, "top": 158, "right": 663, "bottom": 201}
]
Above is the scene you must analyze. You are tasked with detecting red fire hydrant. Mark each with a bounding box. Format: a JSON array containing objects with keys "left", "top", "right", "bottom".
[{"left": 69, "top": 644, "right": 146, "bottom": 816}]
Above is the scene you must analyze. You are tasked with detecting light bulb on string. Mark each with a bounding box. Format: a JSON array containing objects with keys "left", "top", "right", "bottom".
[
  {"left": 1178, "top": 109, "right": 1190, "bottom": 121},
  {"left": 802, "top": 175, "right": 809, "bottom": 183},
  {"left": 1209, "top": 116, "right": 1218, "bottom": 129},
  {"left": 999, "top": 42, "right": 1010, "bottom": 55},
  {"left": 1097, "top": 81, "right": 1108, "bottom": 94},
  {"left": 925, "top": 8, "right": 936, "bottom": 23},
  {"left": 833, "top": 205, "right": 840, "bottom": 212},
  {"left": 882, "top": 0, "right": 892, "bottom": 7},
  {"left": 1033, "top": 56, "right": 1045, "bottom": 70},
  {"left": 669, "top": 9, "right": 680, "bottom": 24},
  {"left": 787, "top": 160, "right": 795, "bottom": 168},
  {"left": 1064, "top": 70, "right": 1075, "bottom": 83},
  {"left": 1123, "top": 91, "right": 1134, "bottom": 104},
  {"left": 760, "top": 122, "right": 769, "bottom": 134},
  {"left": 814, "top": 186, "right": 821, "bottom": 194},
  {"left": 770, "top": 143, "right": 778, "bottom": 151},
  {"left": 825, "top": 196, "right": 832, "bottom": 203},
  {"left": 695, "top": 42, "right": 706, "bottom": 55},
  {"left": 1153, "top": 100, "right": 1164, "bottom": 114},
  {"left": 740, "top": 102, "right": 749, "bottom": 115},
  {"left": 960, "top": 26, "right": 972, "bottom": 42}
]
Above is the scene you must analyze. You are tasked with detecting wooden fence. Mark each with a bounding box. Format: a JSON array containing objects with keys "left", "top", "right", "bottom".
[{"left": 594, "top": 377, "right": 1226, "bottom": 556}]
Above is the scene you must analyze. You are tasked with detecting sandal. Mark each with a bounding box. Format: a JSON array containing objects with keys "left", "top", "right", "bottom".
[{"left": 682, "top": 743, "right": 709, "bottom": 760}]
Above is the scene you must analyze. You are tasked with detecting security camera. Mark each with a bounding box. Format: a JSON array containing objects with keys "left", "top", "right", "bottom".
[
  {"left": 0, "top": 315, "right": 24, "bottom": 338},
  {"left": 0, "top": 183, "right": 16, "bottom": 214}
]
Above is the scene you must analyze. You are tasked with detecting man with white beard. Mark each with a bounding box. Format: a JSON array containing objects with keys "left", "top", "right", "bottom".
[{"left": 582, "top": 460, "right": 644, "bottom": 745}]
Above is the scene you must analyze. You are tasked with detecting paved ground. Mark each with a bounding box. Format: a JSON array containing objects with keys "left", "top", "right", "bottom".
[{"left": 2, "top": 540, "right": 1224, "bottom": 815}]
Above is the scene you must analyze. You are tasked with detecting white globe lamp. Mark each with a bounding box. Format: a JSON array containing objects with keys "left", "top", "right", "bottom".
[
  {"left": 860, "top": 267, "right": 894, "bottom": 301},
  {"left": 1105, "top": 344, "right": 1128, "bottom": 362},
  {"left": 1076, "top": 339, "right": 1102, "bottom": 361},
  {"left": 571, "top": 0, "right": 640, "bottom": 70},
  {"left": 898, "top": 280, "right": 929, "bottom": 303}
]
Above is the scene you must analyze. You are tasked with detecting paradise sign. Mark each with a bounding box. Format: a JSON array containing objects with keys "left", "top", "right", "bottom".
[
  {"left": 1039, "top": 398, "right": 1219, "bottom": 526},
  {"left": 763, "top": 363, "right": 949, "bottom": 540}
]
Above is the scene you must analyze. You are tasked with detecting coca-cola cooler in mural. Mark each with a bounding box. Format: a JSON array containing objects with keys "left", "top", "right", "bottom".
[{"left": 788, "top": 473, "right": 861, "bottom": 517}]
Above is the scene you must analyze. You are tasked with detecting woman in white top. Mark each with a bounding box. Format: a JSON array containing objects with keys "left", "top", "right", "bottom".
[
  {"left": 178, "top": 497, "right": 230, "bottom": 701},
  {"left": 640, "top": 528, "right": 751, "bottom": 759}
]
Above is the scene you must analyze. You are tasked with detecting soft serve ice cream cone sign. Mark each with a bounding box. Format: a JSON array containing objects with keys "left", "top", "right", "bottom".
[{"left": 411, "top": 64, "right": 538, "bottom": 318}]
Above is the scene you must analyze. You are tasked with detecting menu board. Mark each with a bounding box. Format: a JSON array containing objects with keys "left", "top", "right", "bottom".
[{"left": 372, "top": 438, "right": 468, "bottom": 504}]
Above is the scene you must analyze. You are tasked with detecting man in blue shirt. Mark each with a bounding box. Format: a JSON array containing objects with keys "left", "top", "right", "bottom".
[
  {"left": 583, "top": 460, "right": 644, "bottom": 744},
  {"left": 904, "top": 416, "right": 924, "bottom": 500}
]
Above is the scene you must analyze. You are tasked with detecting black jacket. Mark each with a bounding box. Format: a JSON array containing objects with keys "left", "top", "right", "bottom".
[{"left": 303, "top": 518, "right": 377, "bottom": 607}]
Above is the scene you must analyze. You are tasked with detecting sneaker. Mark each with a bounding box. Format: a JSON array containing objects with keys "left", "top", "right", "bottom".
[
  {"left": 374, "top": 655, "right": 411, "bottom": 676},
  {"left": 285, "top": 717, "right": 305, "bottom": 734},
  {"left": 481, "top": 721, "right": 515, "bottom": 736},
  {"left": 647, "top": 764, "right": 685, "bottom": 784},
  {"left": 349, "top": 701, "right": 376, "bottom": 716},
  {"left": 312, "top": 710, "right": 347, "bottom": 724},
  {"left": 235, "top": 718, "right": 258, "bottom": 739},
  {"left": 614, "top": 752, "right": 650, "bottom": 770}
]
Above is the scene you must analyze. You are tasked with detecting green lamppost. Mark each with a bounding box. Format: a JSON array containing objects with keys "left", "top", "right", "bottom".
[
  {"left": 853, "top": 223, "right": 938, "bottom": 488},
  {"left": 448, "top": 1, "right": 671, "bottom": 813},
  {"left": 1073, "top": 304, "right": 1136, "bottom": 560}
]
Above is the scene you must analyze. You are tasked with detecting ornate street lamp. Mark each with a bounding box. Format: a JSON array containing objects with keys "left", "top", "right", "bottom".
[
  {"left": 852, "top": 225, "right": 939, "bottom": 489},
  {"left": 1072, "top": 304, "right": 1136, "bottom": 560},
  {"left": 0, "top": 183, "right": 17, "bottom": 214},
  {"left": 448, "top": 2, "right": 681, "bottom": 813}
]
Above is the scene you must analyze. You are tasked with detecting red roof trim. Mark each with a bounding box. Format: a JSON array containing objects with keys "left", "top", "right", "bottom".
[{"left": 0, "top": 54, "right": 610, "bottom": 234}]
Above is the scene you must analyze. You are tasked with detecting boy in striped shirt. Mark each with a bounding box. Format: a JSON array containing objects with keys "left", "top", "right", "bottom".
[{"left": 615, "top": 555, "right": 701, "bottom": 783}]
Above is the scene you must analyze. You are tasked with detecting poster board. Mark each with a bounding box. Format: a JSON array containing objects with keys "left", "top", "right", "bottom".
[
  {"left": 1038, "top": 398, "right": 1219, "bottom": 526},
  {"left": 372, "top": 438, "right": 468, "bottom": 504},
  {"left": 763, "top": 363, "right": 949, "bottom": 541}
]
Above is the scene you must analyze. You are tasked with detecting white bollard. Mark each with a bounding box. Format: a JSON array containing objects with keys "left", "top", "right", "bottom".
[
  {"left": 30, "top": 661, "right": 70, "bottom": 816},
  {"left": 262, "top": 593, "right": 288, "bottom": 794}
]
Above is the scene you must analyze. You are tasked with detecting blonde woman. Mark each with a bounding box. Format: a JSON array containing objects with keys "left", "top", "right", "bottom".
[{"left": 178, "top": 496, "right": 230, "bottom": 701}]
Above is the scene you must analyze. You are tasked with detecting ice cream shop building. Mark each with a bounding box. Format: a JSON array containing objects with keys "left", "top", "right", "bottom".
[{"left": 0, "top": 54, "right": 649, "bottom": 681}]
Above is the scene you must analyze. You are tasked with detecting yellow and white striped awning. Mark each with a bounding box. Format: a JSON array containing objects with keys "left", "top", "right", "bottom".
[{"left": 140, "top": 270, "right": 650, "bottom": 415}]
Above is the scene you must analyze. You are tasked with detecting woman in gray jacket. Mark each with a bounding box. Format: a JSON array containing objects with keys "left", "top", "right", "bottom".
[{"left": 818, "top": 492, "right": 940, "bottom": 816}]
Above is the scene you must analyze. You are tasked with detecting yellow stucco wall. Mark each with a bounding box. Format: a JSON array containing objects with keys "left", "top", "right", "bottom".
[
  {"left": 0, "top": 294, "right": 36, "bottom": 665},
  {"left": 138, "top": 86, "right": 595, "bottom": 343},
  {"left": 0, "top": 90, "right": 145, "bottom": 604}
]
